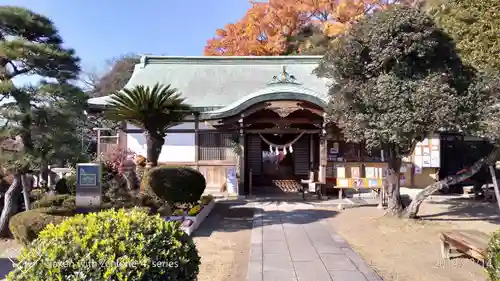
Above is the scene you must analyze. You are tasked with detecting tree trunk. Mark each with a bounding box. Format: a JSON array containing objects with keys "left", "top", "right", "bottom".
[
  {"left": 386, "top": 156, "right": 404, "bottom": 216},
  {"left": 488, "top": 165, "right": 500, "bottom": 211},
  {"left": 40, "top": 158, "right": 49, "bottom": 189},
  {"left": 0, "top": 175, "right": 21, "bottom": 236},
  {"left": 404, "top": 147, "right": 500, "bottom": 218},
  {"left": 21, "top": 174, "right": 30, "bottom": 211},
  {"left": 145, "top": 133, "right": 164, "bottom": 168}
]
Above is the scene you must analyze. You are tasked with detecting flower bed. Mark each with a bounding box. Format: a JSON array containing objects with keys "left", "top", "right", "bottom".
[{"left": 163, "top": 195, "right": 215, "bottom": 235}]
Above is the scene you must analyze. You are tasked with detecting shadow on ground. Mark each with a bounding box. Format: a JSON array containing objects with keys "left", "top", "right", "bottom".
[
  {"left": 419, "top": 197, "right": 500, "bottom": 224},
  {"left": 0, "top": 258, "right": 15, "bottom": 279},
  {"left": 194, "top": 200, "right": 337, "bottom": 237}
]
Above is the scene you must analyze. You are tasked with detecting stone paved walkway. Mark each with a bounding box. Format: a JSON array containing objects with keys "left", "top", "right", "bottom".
[{"left": 247, "top": 202, "right": 383, "bottom": 281}]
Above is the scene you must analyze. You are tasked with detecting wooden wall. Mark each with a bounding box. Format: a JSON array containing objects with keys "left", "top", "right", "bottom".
[{"left": 158, "top": 161, "right": 237, "bottom": 189}]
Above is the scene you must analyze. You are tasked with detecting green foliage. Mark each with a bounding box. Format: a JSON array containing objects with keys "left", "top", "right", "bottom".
[
  {"left": 172, "top": 209, "right": 185, "bottom": 216},
  {"left": 105, "top": 83, "right": 192, "bottom": 166},
  {"left": 65, "top": 174, "right": 77, "bottom": 195},
  {"left": 7, "top": 209, "right": 201, "bottom": 281},
  {"left": 106, "top": 83, "right": 191, "bottom": 135},
  {"left": 315, "top": 6, "right": 485, "bottom": 156},
  {"left": 187, "top": 205, "right": 202, "bottom": 216},
  {"left": 31, "top": 194, "right": 75, "bottom": 210},
  {"left": 424, "top": 0, "right": 500, "bottom": 72},
  {"left": 487, "top": 230, "right": 500, "bottom": 281},
  {"left": 0, "top": 151, "right": 38, "bottom": 174},
  {"left": 0, "top": 6, "right": 80, "bottom": 84},
  {"left": 148, "top": 166, "right": 206, "bottom": 204},
  {"left": 471, "top": 73, "right": 500, "bottom": 142},
  {"left": 54, "top": 178, "right": 70, "bottom": 194},
  {"left": 0, "top": 6, "right": 87, "bottom": 172},
  {"left": 285, "top": 24, "right": 333, "bottom": 55},
  {"left": 29, "top": 188, "right": 46, "bottom": 202},
  {"left": 200, "top": 194, "right": 214, "bottom": 205},
  {"left": 9, "top": 208, "right": 70, "bottom": 247}
]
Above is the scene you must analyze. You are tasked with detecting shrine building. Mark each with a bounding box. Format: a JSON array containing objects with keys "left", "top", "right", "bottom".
[{"left": 88, "top": 55, "right": 453, "bottom": 196}]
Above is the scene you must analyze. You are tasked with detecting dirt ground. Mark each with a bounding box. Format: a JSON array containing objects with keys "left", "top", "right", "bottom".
[
  {"left": 0, "top": 198, "right": 496, "bottom": 281},
  {"left": 193, "top": 202, "right": 254, "bottom": 281},
  {"left": 0, "top": 203, "right": 255, "bottom": 281},
  {"left": 325, "top": 197, "right": 499, "bottom": 281}
]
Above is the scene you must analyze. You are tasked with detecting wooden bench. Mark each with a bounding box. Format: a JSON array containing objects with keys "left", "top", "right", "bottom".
[{"left": 439, "top": 230, "right": 489, "bottom": 265}]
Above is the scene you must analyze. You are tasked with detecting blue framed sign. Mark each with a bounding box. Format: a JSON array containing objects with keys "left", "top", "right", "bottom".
[
  {"left": 77, "top": 164, "right": 101, "bottom": 187},
  {"left": 76, "top": 163, "right": 102, "bottom": 207}
]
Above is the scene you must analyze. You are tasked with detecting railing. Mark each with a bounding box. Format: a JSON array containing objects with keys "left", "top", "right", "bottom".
[{"left": 98, "top": 136, "right": 119, "bottom": 156}]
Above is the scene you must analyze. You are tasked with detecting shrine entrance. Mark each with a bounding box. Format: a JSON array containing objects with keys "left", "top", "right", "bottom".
[
  {"left": 239, "top": 100, "right": 323, "bottom": 195},
  {"left": 206, "top": 99, "right": 325, "bottom": 195},
  {"left": 201, "top": 66, "right": 329, "bottom": 195}
]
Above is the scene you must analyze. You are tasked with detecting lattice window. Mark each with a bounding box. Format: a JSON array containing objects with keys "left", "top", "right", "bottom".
[{"left": 199, "top": 132, "right": 237, "bottom": 161}]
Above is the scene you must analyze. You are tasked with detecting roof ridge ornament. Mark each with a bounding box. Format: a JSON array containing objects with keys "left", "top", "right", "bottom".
[{"left": 268, "top": 66, "right": 301, "bottom": 85}]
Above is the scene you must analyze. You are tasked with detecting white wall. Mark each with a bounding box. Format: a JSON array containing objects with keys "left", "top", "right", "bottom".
[
  {"left": 126, "top": 121, "right": 215, "bottom": 130},
  {"left": 127, "top": 132, "right": 195, "bottom": 162},
  {"left": 126, "top": 121, "right": 216, "bottom": 163}
]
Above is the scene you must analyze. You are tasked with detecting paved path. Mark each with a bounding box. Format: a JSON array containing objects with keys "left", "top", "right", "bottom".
[{"left": 247, "top": 202, "right": 383, "bottom": 281}]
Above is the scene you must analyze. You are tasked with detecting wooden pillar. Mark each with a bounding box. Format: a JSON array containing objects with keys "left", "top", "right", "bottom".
[
  {"left": 238, "top": 115, "right": 245, "bottom": 196},
  {"left": 310, "top": 133, "right": 314, "bottom": 170},
  {"left": 194, "top": 113, "right": 200, "bottom": 170}
]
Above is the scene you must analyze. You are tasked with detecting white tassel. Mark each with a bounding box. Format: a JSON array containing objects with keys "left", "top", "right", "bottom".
[
  {"left": 289, "top": 145, "right": 293, "bottom": 153},
  {"left": 275, "top": 146, "right": 279, "bottom": 155},
  {"left": 284, "top": 146, "right": 287, "bottom": 155},
  {"left": 269, "top": 145, "right": 273, "bottom": 152}
]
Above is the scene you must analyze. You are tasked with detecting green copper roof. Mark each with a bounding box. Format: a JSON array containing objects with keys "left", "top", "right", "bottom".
[
  {"left": 200, "top": 84, "right": 328, "bottom": 119},
  {"left": 88, "top": 55, "right": 332, "bottom": 113}
]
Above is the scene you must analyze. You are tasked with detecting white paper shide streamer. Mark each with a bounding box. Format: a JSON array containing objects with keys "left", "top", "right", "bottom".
[{"left": 259, "top": 133, "right": 304, "bottom": 155}]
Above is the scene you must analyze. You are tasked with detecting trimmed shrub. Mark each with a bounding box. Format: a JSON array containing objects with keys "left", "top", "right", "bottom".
[
  {"left": 187, "top": 205, "right": 202, "bottom": 216},
  {"left": 29, "top": 189, "right": 47, "bottom": 202},
  {"left": 65, "top": 174, "right": 77, "bottom": 195},
  {"left": 172, "top": 209, "right": 185, "bottom": 216},
  {"left": 31, "top": 194, "right": 75, "bottom": 210},
  {"left": 487, "top": 230, "right": 500, "bottom": 281},
  {"left": 148, "top": 166, "right": 206, "bottom": 204},
  {"left": 9, "top": 208, "right": 71, "bottom": 247},
  {"left": 200, "top": 194, "right": 214, "bottom": 205},
  {"left": 7, "top": 209, "right": 200, "bottom": 281},
  {"left": 54, "top": 178, "right": 70, "bottom": 194}
]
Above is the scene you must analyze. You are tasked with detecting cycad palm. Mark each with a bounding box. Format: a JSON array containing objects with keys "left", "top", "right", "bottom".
[{"left": 106, "top": 83, "right": 191, "bottom": 167}]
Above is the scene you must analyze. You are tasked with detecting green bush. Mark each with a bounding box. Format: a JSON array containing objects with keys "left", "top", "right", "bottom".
[
  {"left": 7, "top": 209, "right": 200, "bottom": 281},
  {"left": 188, "top": 205, "right": 202, "bottom": 216},
  {"left": 200, "top": 194, "right": 214, "bottom": 205},
  {"left": 31, "top": 194, "right": 75, "bottom": 210},
  {"left": 65, "top": 174, "right": 77, "bottom": 195},
  {"left": 9, "top": 208, "right": 71, "bottom": 247},
  {"left": 54, "top": 178, "right": 70, "bottom": 194},
  {"left": 148, "top": 166, "right": 206, "bottom": 204},
  {"left": 487, "top": 230, "right": 500, "bottom": 281},
  {"left": 29, "top": 189, "right": 47, "bottom": 202}
]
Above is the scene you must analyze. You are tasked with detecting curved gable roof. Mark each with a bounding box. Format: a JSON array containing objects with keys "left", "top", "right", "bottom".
[
  {"left": 87, "top": 55, "right": 331, "bottom": 109},
  {"left": 201, "top": 84, "right": 329, "bottom": 119}
]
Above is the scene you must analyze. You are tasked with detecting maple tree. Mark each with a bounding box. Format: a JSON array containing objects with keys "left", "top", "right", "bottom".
[{"left": 205, "top": 0, "right": 397, "bottom": 56}]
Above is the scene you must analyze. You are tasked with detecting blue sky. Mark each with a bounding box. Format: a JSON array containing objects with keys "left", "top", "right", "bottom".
[{"left": 1, "top": 0, "right": 250, "bottom": 75}]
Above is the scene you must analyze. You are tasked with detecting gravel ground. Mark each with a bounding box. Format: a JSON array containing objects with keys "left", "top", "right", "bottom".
[
  {"left": 323, "top": 199, "right": 499, "bottom": 281},
  {"left": 193, "top": 202, "right": 254, "bottom": 281}
]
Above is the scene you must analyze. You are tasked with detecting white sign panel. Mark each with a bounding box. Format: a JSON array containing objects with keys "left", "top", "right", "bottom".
[{"left": 226, "top": 167, "right": 238, "bottom": 195}]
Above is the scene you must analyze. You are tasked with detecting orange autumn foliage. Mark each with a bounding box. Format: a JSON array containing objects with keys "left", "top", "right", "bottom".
[{"left": 204, "top": 0, "right": 398, "bottom": 56}]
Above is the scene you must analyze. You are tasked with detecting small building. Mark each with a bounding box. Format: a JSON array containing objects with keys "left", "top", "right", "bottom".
[{"left": 88, "top": 55, "right": 445, "bottom": 196}]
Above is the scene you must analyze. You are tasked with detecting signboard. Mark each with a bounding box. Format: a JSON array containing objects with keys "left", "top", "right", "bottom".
[
  {"left": 76, "top": 163, "right": 102, "bottom": 208},
  {"left": 226, "top": 166, "right": 238, "bottom": 195},
  {"left": 414, "top": 135, "right": 440, "bottom": 168}
]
